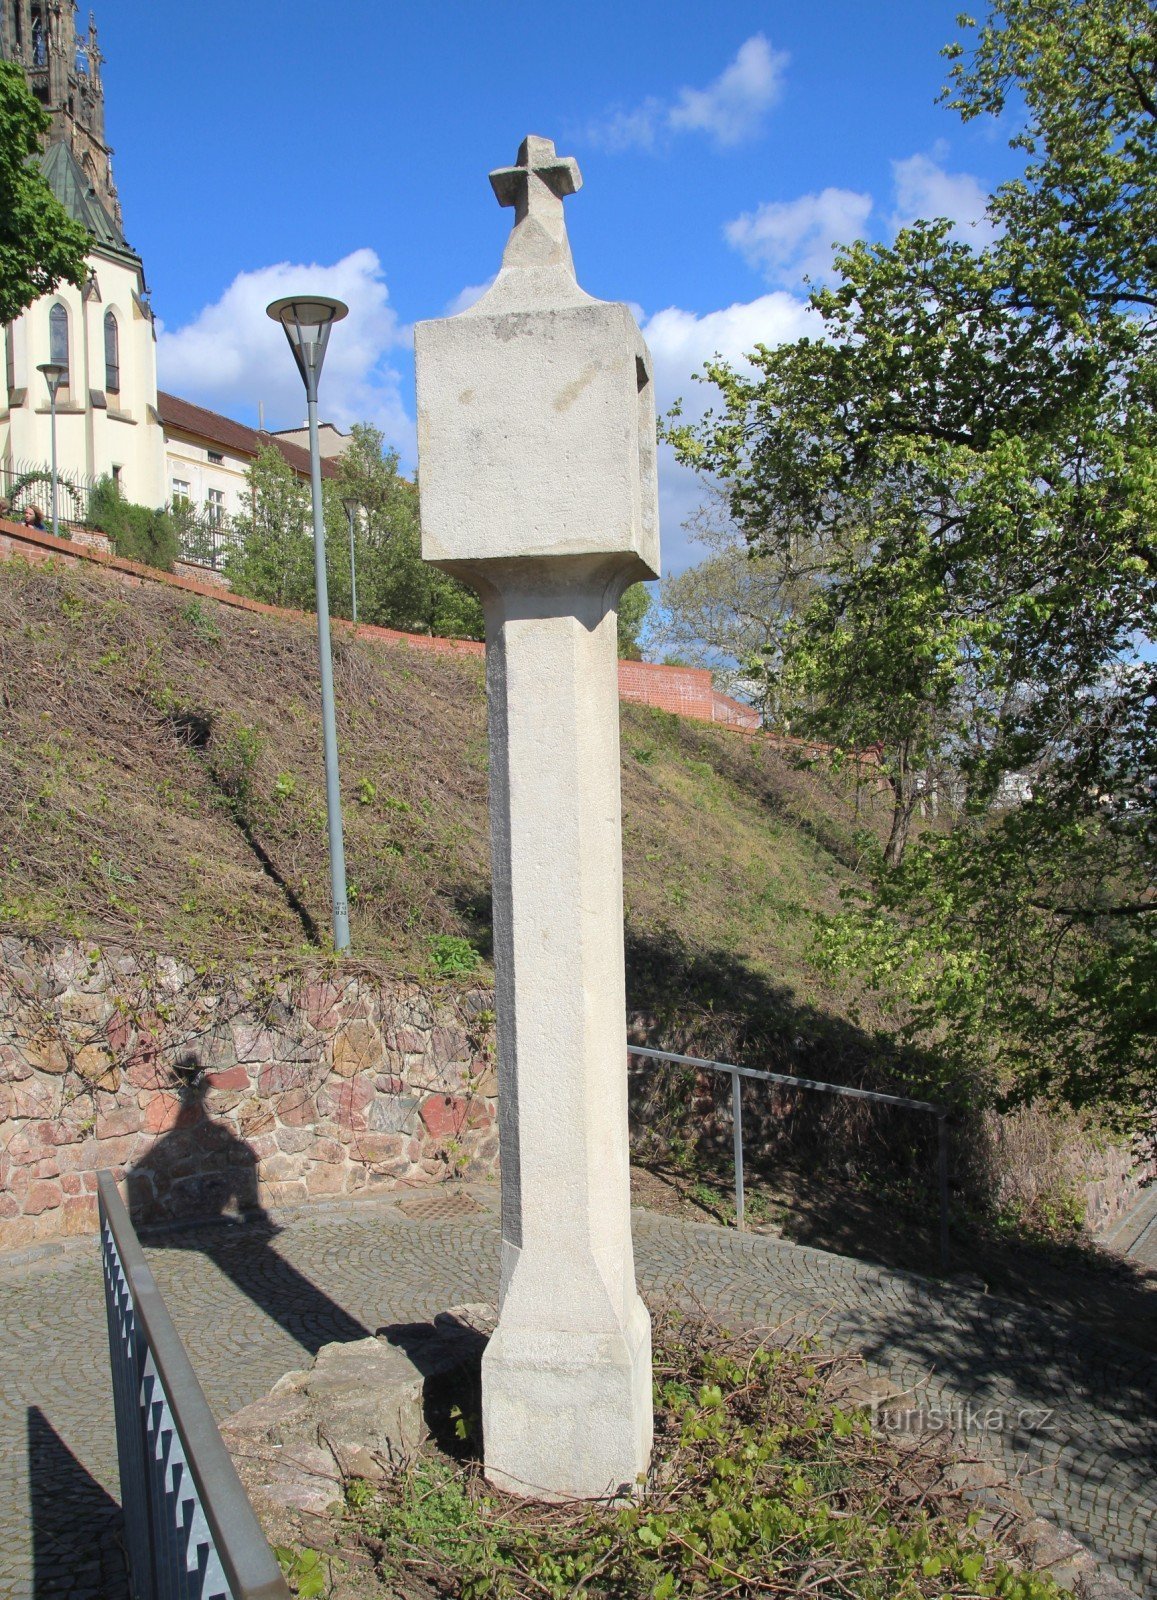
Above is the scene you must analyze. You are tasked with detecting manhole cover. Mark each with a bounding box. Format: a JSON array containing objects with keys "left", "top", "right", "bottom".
[{"left": 396, "top": 1189, "right": 487, "bottom": 1220}]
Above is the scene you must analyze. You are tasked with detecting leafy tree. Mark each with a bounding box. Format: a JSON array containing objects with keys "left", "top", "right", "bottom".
[
  {"left": 325, "top": 424, "right": 483, "bottom": 639},
  {"left": 670, "top": 0, "right": 1156, "bottom": 1116},
  {"left": 223, "top": 446, "right": 314, "bottom": 609},
  {"left": 654, "top": 490, "right": 822, "bottom": 721},
  {"left": 87, "top": 476, "right": 178, "bottom": 571},
  {"left": 225, "top": 428, "right": 485, "bottom": 640},
  {"left": 616, "top": 582, "right": 653, "bottom": 660},
  {"left": 0, "top": 62, "right": 89, "bottom": 322}
]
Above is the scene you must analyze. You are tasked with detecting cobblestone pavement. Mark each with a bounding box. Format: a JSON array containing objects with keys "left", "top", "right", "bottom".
[{"left": 1, "top": 1185, "right": 1153, "bottom": 1599}]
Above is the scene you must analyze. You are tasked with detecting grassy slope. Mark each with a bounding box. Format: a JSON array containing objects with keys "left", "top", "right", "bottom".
[{"left": 0, "top": 556, "right": 886, "bottom": 1061}]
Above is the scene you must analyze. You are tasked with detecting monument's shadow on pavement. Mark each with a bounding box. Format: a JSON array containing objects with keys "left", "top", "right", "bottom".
[
  {"left": 27, "top": 1406, "right": 127, "bottom": 1600},
  {"left": 126, "top": 1074, "right": 371, "bottom": 1358}
]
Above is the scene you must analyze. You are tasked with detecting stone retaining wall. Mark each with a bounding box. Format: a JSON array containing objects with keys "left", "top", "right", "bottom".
[{"left": 0, "top": 936, "right": 498, "bottom": 1252}]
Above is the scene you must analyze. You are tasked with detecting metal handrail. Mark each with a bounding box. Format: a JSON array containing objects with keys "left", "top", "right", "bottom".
[
  {"left": 628, "top": 1045, "right": 950, "bottom": 1271},
  {"left": 97, "top": 1171, "right": 290, "bottom": 1600}
]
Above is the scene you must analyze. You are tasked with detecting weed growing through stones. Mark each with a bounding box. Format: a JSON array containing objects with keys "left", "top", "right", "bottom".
[
  {"left": 428, "top": 934, "right": 480, "bottom": 978},
  {"left": 326, "top": 1316, "right": 1066, "bottom": 1600}
]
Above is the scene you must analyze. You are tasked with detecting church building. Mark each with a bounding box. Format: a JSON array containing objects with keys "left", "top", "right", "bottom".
[{"left": 0, "top": 2, "right": 338, "bottom": 538}]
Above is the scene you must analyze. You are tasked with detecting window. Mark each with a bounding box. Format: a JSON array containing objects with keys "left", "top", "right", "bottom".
[
  {"left": 171, "top": 478, "right": 191, "bottom": 505},
  {"left": 111, "top": 464, "right": 121, "bottom": 490},
  {"left": 49, "top": 303, "right": 69, "bottom": 382},
  {"left": 207, "top": 488, "right": 225, "bottom": 526},
  {"left": 103, "top": 311, "right": 119, "bottom": 395},
  {"left": 5, "top": 324, "right": 14, "bottom": 396},
  {"left": 207, "top": 450, "right": 223, "bottom": 464}
]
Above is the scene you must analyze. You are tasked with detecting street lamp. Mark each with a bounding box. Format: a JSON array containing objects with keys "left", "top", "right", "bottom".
[
  {"left": 342, "top": 495, "right": 359, "bottom": 625},
  {"left": 36, "top": 361, "right": 67, "bottom": 538},
  {"left": 266, "top": 294, "right": 351, "bottom": 952}
]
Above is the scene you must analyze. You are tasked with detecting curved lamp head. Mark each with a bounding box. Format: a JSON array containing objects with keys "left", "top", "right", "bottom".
[
  {"left": 37, "top": 361, "right": 67, "bottom": 395},
  {"left": 266, "top": 295, "right": 348, "bottom": 401}
]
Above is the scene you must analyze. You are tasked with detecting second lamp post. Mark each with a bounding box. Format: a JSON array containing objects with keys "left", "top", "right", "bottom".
[
  {"left": 266, "top": 294, "right": 351, "bottom": 952},
  {"left": 36, "top": 361, "right": 67, "bottom": 538}
]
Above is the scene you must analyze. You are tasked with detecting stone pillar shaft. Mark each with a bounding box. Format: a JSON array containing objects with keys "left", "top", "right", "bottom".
[{"left": 478, "top": 559, "right": 652, "bottom": 1497}]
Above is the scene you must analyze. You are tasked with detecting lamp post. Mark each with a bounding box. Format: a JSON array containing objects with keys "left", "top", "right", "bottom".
[
  {"left": 266, "top": 294, "right": 351, "bottom": 952},
  {"left": 36, "top": 361, "right": 67, "bottom": 538},
  {"left": 342, "top": 495, "right": 359, "bottom": 625}
]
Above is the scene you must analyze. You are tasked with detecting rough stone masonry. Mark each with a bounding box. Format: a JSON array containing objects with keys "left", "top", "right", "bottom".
[{"left": 414, "top": 135, "right": 660, "bottom": 1499}]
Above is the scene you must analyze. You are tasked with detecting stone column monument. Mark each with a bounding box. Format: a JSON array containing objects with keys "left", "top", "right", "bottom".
[{"left": 414, "top": 136, "right": 659, "bottom": 1500}]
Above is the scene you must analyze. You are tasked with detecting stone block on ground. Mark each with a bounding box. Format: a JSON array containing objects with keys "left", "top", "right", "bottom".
[{"left": 220, "top": 1304, "right": 496, "bottom": 1547}]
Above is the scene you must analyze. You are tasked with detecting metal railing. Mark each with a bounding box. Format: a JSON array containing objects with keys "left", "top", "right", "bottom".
[
  {"left": 171, "top": 507, "right": 241, "bottom": 573},
  {"left": 628, "top": 1045, "right": 950, "bottom": 1271},
  {"left": 97, "top": 1172, "right": 290, "bottom": 1600},
  {"left": 1, "top": 457, "right": 98, "bottom": 528}
]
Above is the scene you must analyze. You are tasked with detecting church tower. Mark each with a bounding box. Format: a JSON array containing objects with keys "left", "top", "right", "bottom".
[
  {"left": 0, "top": 1, "right": 166, "bottom": 513},
  {"left": 1, "top": 2, "right": 121, "bottom": 227}
]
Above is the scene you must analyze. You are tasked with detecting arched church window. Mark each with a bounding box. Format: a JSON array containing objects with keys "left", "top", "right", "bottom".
[
  {"left": 49, "top": 303, "right": 69, "bottom": 381},
  {"left": 31, "top": 16, "right": 45, "bottom": 66},
  {"left": 104, "top": 310, "right": 119, "bottom": 394}
]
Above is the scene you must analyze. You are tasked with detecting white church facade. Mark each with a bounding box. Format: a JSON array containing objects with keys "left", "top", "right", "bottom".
[{"left": 0, "top": 2, "right": 339, "bottom": 536}]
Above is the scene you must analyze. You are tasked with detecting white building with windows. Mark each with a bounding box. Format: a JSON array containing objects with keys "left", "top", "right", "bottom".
[
  {"left": 1, "top": 4, "right": 167, "bottom": 513},
  {"left": 0, "top": 2, "right": 343, "bottom": 536},
  {"left": 158, "top": 391, "right": 339, "bottom": 528}
]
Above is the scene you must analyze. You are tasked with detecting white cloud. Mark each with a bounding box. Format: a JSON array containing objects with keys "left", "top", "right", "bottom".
[
  {"left": 725, "top": 186, "right": 873, "bottom": 288},
  {"left": 590, "top": 98, "right": 667, "bottom": 154},
  {"left": 156, "top": 247, "right": 414, "bottom": 458},
  {"left": 890, "top": 152, "right": 995, "bottom": 243},
  {"left": 639, "top": 291, "right": 820, "bottom": 572},
  {"left": 444, "top": 279, "right": 495, "bottom": 316},
  {"left": 668, "top": 35, "right": 788, "bottom": 146},
  {"left": 586, "top": 35, "right": 787, "bottom": 152}
]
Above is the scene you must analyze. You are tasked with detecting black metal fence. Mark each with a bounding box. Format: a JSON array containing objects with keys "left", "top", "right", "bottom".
[
  {"left": 628, "top": 1045, "right": 950, "bottom": 1270},
  {"left": 97, "top": 1172, "right": 290, "bottom": 1600},
  {"left": 171, "top": 507, "right": 241, "bottom": 572},
  {"left": 1, "top": 457, "right": 98, "bottom": 528}
]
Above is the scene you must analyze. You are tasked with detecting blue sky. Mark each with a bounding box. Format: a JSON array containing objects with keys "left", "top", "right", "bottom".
[{"left": 101, "top": 0, "right": 1021, "bottom": 572}]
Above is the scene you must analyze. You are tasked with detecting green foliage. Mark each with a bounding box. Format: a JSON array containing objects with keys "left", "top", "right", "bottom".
[
  {"left": 273, "top": 1545, "right": 328, "bottom": 1599},
  {"left": 87, "top": 477, "right": 179, "bottom": 571},
  {"left": 178, "top": 599, "right": 221, "bottom": 643},
  {"left": 617, "top": 581, "right": 653, "bottom": 659},
  {"left": 224, "top": 426, "right": 484, "bottom": 639},
  {"left": 655, "top": 490, "right": 814, "bottom": 717},
  {"left": 0, "top": 63, "right": 89, "bottom": 323},
  {"left": 428, "top": 933, "right": 480, "bottom": 977},
  {"left": 355, "top": 1321, "right": 1068, "bottom": 1600},
  {"left": 223, "top": 446, "right": 315, "bottom": 609},
  {"left": 325, "top": 423, "right": 483, "bottom": 639},
  {"left": 668, "top": 0, "right": 1157, "bottom": 1114}
]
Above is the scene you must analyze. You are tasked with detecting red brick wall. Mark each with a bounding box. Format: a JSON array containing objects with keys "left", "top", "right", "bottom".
[{"left": 618, "top": 658, "right": 713, "bottom": 718}]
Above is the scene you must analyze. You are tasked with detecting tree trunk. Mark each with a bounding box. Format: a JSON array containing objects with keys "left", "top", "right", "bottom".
[
  {"left": 883, "top": 745, "right": 918, "bottom": 870},
  {"left": 883, "top": 794, "right": 916, "bottom": 869}
]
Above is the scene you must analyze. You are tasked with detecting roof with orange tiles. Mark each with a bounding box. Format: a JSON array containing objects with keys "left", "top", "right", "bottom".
[{"left": 157, "top": 391, "right": 340, "bottom": 479}]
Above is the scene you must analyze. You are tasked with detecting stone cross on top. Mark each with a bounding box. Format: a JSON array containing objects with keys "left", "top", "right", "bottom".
[
  {"left": 490, "top": 135, "right": 580, "bottom": 251},
  {"left": 485, "top": 135, "right": 584, "bottom": 281},
  {"left": 414, "top": 136, "right": 660, "bottom": 1503}
]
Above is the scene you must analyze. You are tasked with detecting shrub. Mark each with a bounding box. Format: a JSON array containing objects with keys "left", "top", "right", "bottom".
[{"left": 88, "top": 476, "right": 179, "bottom": 571}]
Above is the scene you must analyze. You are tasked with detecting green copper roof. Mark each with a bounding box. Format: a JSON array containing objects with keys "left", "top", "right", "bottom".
[{"left": 34, "top": 140, "right": 140, "bottom": 266}]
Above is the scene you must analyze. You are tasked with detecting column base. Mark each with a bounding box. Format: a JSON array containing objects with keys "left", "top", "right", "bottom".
[{"left": 482, "top": 1296, "right": 652, "bottom": 1500}]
